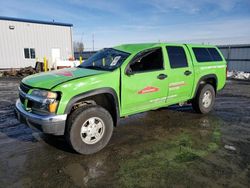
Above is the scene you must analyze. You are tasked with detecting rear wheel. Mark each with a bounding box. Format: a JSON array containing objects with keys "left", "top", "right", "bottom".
[
  {"left": 192, "top": 84, "right": 215, "bottom": 114},
  {"left": 66, "top": 105, "right": 113, "bottom": 154}
]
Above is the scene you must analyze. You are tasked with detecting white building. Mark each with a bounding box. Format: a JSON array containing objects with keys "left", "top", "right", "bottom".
[{"left": 0, "top": 16, "right": 73, "bottom": 69}]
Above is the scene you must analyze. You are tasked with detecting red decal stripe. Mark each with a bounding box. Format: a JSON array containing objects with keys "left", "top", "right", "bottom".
[
  {"left": 138, "top": 86, "right": 159, "bottom": 94},
  {"left": 56, "top": 71, "right": 73, "bottom": 77}
]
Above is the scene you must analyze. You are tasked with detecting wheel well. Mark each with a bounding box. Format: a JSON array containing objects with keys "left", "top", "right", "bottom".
[
  {"left": 70, "top": 93, "right": 118, "bottom": 126},
  {"left": 200, "top": 77, "right": 217, "bottom": 92},
  {"left": 192, "top": 76, "right": 217, "bottom": 101}
]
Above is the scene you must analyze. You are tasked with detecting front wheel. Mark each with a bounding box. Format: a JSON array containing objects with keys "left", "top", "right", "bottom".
[
  {"left": 66, "top": 105, "right": 113, "bottom": 154},
  {"left": 192, "top": 84, "right": 215, "bottom": 114}
]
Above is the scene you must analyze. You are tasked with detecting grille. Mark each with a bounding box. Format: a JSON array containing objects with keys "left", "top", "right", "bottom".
[
  {"left": 19, "top": 83, "right": 32, "bottom": 105},
  {"left": 20, "top": 83, "right": 30, "bottom": 94},
  {"left": 19, "top": 94, "right": 25, "bottom": 104}
]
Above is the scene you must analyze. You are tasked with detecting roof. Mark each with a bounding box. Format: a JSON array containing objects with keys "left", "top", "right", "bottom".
[
  {"left": 114, "top": 43, "right": 218, "bottom": 54},
  {"left": 114, "top": 43, "right": 159, "bottom": 54},
  {"left": 0, "top": 16, "right": 73, "bottom": 27}
]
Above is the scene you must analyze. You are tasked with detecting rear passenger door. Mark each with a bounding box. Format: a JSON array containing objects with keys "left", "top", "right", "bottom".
[{"left": 165, "top": 45, "right": 195, "bottom": 104}]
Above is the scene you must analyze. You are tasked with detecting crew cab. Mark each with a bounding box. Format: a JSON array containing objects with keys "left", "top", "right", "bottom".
[{"left": 15, "top": 43, "right": 227, "bottom": 154}]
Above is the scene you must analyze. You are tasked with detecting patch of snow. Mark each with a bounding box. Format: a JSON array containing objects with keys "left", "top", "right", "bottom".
[{"left": 227, "top": 71, "right": 250, "bottom": 80}]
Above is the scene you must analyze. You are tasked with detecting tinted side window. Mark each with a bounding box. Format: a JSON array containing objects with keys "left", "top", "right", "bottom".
[
  {"left": 192, "top": 48, "right": 212, "bottom": 62},
  {"left": 166, "top": 46, "right": 188, "bottom": 68},
  {"left": 130, "top": 48, "right": 163, "bottom": 72},
  {"left": 207, "top": 48, "right": 222, "bottom": 61}
]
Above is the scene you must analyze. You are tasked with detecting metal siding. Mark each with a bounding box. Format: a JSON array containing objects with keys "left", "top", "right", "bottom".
[
  {"left": 218, "top": 45, "right": 250, "bottom": 72},
  {"left": 227, "top": 61, "right": 250, "bottom": 72},
  {"left": 230, "top": 48, "right": 250, "bottom": 59},
  {"left": 0, "top": 20, "right": 72, "bottom": 69},
  {"left": 219, "top": 49, "right": 228, "bottom": 59}
]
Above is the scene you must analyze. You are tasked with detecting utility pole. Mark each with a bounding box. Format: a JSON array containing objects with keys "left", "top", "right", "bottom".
[
  {"left": 80, "top": 32, "right": 84, "bottom": 57},
  {"left": 81, "top": 32, "right": 84, "bottom": 46},
  {"left": 92, "top": 33, "right": 95, "bottom": 51}
]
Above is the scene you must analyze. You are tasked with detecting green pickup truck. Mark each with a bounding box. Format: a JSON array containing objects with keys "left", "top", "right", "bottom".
[{"left": 15, "top": 43, "right": 227, "bottom": 154}]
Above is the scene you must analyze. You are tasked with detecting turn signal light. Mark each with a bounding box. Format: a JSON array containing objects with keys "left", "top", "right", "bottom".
[{"left": 49, "top": 102, "right": 58, "bottom": 113}]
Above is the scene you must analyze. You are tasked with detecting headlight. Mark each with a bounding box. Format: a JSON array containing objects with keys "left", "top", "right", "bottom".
[
  {"left": 30, "top": 90, "right": 59, "bottom": 113},
  {"left": 31, "top": 90, "right": 58, "bottom": 99}
]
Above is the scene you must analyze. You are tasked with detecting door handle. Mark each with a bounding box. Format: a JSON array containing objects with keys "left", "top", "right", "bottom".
[
  {"left": 157, "top": 74, "right": 168, "bottom": 80},
  {"left": 184, "top": 70, "right": 192, "bottom": 76}
]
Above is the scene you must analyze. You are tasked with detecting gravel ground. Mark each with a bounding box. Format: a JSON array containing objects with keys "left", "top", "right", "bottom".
[{"left": 0, "top": 78, "right": 249, "bottom": 188}]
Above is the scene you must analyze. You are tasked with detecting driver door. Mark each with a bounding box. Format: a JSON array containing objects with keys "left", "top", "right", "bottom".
[{"left": 121, "top": 47, "right": 169, "bottom": 115}]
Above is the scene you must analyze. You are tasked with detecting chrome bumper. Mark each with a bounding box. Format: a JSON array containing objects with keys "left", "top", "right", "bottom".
[{"left": 15, "top": 99, "right": 67, "bottom": 135}]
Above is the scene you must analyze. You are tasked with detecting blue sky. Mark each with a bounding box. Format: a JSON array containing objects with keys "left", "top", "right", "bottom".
[{"left": 1, "top": 0, "right": 250, "bottom": 50}]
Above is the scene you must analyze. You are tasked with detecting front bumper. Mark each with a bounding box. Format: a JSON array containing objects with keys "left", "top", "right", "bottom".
[{"left": 15, "top": 99, "right": 67, "bottom": 135}]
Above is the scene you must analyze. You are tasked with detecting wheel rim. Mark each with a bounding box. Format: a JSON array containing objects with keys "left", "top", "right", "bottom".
[
  {"left": 80, "top": 117, "right": 105, "bottom": 145},
  {"left": 202, "top": 90, "right": 212, "bottom": 108}
]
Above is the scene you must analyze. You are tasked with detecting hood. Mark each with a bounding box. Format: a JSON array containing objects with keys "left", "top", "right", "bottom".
[{"left": 22, "top": 68, "right": 107, "bottom": 89}]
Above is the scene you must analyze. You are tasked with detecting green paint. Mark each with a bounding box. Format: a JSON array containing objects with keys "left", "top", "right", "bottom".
[
  {"left": 20, "top": 43, "right": 226, "bottom": 116},
  {"left": 22, "top": 68, "right": 107, "bottom": 89}
]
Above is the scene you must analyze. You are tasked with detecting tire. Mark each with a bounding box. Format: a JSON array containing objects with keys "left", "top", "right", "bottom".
[
  {"left": 65, "top": 105, "right": 113, "bottom": 154},
  {"left": 192, "top": 84, "right": 215, "bottom": 114}
]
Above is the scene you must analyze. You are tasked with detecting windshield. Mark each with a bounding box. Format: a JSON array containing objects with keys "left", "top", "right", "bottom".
[{"left": 79, "top": 48, "right": 130, "bottom": 71}]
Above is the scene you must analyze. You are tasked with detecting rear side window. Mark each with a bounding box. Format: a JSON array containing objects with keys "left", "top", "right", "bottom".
[
  {"left": 207, "top": 48, "right": 222, "bottom": 61},
  {"left": 193, "top": 48, "right": 222, "bottom": 62},
  {"left": 166, "top": 46, "right": 188, "bottom": 68}
]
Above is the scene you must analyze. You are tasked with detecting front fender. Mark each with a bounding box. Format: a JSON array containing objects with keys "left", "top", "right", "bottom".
[{"left": 52, "top": 69, "right": 120, "bottom": 115}]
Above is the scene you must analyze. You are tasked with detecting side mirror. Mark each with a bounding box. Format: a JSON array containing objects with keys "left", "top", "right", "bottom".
[{"left": 125, "top": 67, "right": 134, "bottom": 76}]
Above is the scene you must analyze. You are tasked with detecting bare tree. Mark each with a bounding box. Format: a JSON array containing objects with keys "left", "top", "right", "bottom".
[{"left": 73, "top": 41, "right": 84, "bottom": 54}]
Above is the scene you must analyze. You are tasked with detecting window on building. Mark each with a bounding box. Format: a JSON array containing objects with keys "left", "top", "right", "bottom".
[
  {"left": 166, "top": 46, "right": 188, "bottom": 68},
  {"left": 130, "top": 48, "right": 163, "bottom": 72},
  {"left": 193, "top": 48, "right": 222, "bottom": 62},
  {"left": 30, "top": 48, "right": 36, "bottom": 59},
  {"left": 24, "top": 48, "right": 30, "bottom": 59},
  {"left": 24, "top": 48, "right": 36, "bottom": 59}
]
